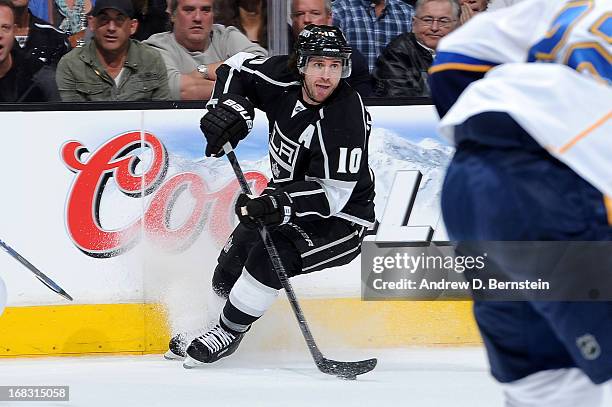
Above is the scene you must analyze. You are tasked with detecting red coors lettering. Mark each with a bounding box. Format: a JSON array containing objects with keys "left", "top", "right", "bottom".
[{"left": 62, "top": 131, "right": 267, "bottom": 257}]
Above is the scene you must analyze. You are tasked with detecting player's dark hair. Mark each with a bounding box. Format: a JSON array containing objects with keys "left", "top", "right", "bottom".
[{"left": 287, "top": 51, "right": 299, "bottom": 75}]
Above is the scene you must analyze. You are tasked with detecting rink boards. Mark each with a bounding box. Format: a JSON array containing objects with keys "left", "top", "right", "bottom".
[
  {"left": 0, "top": 300, "right": 479, "bottom": 357},
  {"left": 0, "top": 105, "right": 480, "bottom": 357}
]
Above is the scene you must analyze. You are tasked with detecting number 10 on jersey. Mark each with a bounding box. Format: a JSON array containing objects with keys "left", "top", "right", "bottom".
[{"left": 337, "top": 147, "right": 363, "bottom": 174}]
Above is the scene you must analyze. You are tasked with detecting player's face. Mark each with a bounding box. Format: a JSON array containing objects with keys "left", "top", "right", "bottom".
[
  {"left": 301, "top": 56, "right": 342, "bottom": 105},
  {"left": 460, "top": 0, "right": 487, "bottom": 12},
  {"left": 0, "top": 6, "right": 15, "bottom": 66},
  {"left": 413, "top": 0, "right": 458, "bottom": 50},
  {"left": 172, "top": 0, "right": 213, "bottom": 51},
  {"left": 89, "top": 9, "right": 137, "bottom": 54},
  {"left": 291, "top": 0, "right": 332, "bottom": 37}
]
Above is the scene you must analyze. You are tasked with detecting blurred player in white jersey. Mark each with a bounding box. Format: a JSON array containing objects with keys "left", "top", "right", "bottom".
[{"left": 429, "top": 0, "right": 611, "bottom": 406}]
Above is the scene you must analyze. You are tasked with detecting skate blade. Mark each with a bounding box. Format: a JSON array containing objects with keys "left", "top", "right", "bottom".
[
  {"left": 183, "top": 355, "right": 207, "bottom": 369},
  {"left": 163, "top": 349, "right": 185, "bottom": 361}
]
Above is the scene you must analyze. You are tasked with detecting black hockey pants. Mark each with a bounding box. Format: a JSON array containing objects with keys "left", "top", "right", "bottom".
[{"left": 212, "top": 217, "right": 367, "bottom": 294}]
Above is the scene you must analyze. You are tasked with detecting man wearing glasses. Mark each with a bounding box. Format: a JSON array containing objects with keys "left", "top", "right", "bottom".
[
  {"left": 373, "top": 0, "right": 459, "bottom": 97},
  {"left": 55, "top": 0, "right": 169, "bottom": 101}
]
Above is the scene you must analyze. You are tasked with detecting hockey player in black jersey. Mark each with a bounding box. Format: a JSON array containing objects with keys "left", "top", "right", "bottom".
[{"left": 164, "top": 24, "right": 375, "bottom": 366}]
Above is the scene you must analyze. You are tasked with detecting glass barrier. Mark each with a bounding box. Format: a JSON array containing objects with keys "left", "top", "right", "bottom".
[{"left": 0, "top": 97, "right": 433, "bottom": 112}]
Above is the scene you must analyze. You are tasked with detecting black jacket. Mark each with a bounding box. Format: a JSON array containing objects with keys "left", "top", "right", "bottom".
[
  {"left": 23, "top": 12, "right": 71, "bottom": 66},
  {"left": 0, "top": 47, "right": 60, "bottom": 103},
  {"left": 346, "top": 48, "right": 374, "bottom": 97},
  {"left": 373, "top": 32, "right": 434, "bottom": 97}
]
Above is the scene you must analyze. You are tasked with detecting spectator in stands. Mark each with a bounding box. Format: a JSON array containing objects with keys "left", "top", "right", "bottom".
[
  {"left": 373, "top": 0, "right": 459, "bottom": 97},
  {"left": 289, "top": 0, "right": 372, "bottom": 96},
  {"left": 214, "top": 0, "right": 267, "bottom": 47},
  {"left": 56, "top": 0, "right": 170, "bottom": 101},
  {"left": 52, "top": 0, "right": 91, "bottom": 36},
  {"left": 11, "top": 0, "right": 70, "bottom": 66},
  {"left": 458, "top": 0, "right": 487, "bottom": 24},
  {"left": 133, "top": 0, "right": 170, "bottom": 40},
  {"left": 144, "top": 0, "right": 266, "bottom": 100},
  {"left": 332, "top": 0, "right": 414, "bottom": 72},
  {"left": 0, "top": 0, "right": 60, "bottom": 102}
]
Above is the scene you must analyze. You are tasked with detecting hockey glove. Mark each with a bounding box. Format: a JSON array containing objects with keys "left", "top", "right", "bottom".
[
  {"left": 235, "top": 192, "right": 293, "bottom": 229},
  {"left": 200, "top": 93, "right": 255, "bottom": 157}
]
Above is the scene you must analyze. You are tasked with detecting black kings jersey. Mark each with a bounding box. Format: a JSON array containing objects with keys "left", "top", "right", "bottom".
[{"left": 209, "top": 52, "right": 375, "bottom": 228}]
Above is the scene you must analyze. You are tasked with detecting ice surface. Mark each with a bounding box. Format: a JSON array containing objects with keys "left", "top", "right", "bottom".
[{"left": 0, "top": 347, "right": 508, "bottom": 407}]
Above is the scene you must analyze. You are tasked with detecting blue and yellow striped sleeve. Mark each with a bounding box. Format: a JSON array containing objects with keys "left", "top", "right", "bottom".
[{"left": 428, "top": 52, "right": 499, "bottom": 118}]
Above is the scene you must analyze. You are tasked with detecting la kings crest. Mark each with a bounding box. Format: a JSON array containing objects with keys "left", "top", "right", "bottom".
[
  {"left": 269, "top": 123, "right": 301, "bottom": 182},
  {"left": 268, "top": 116, "right": 316, "bottom": 183},
  {"left": 269, "top": 100, "right": 320, "bottom": 182}
]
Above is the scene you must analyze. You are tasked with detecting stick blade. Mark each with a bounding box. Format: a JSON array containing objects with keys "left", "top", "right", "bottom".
[
  {"left": 57, "top": 289, "right": 74, "bottom": 302},
  {"left": 33, "top": 274, "right": 73, "bottom": 301},
  {"left": 317, "top": 357, "right": 377, "bottom": 379},
  {"left": 1, "top": 239, "right": 73, "bottom": 301}
]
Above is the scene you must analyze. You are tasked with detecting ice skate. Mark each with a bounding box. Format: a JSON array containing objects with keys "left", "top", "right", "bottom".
[
  {"left": 183, "top": 323, "right": 245, "bottom": 368},
  {"left": 164, "top": 325, "right": 211, "bottom": 360},
  {"left": 164, "top": 331, "right": 190, "bottom": 360},
  {"left": 164, "top": 288, "right": 227, "bottom": 360}
]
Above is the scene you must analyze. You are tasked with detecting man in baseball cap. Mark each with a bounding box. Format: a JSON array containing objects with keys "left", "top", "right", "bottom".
[
  {"left": 55, "top": 0, "right": 170, "bottom": 100},
  {"left": 90, "top": 0, "right": 134, "bottom": 18}
]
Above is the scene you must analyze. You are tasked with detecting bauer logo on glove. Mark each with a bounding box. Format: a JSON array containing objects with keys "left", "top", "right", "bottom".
[
  {"left": 221, "top": 98, "right": 254, "bottom": 130},
  {"left": 200, "top": 93, "right": 255, "bottom": 157}
]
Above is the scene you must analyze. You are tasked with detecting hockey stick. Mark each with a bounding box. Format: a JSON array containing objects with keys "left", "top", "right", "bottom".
[
  {"left": 0, "top": 239, "right": 73, "bottom": 301},
  {"left": 223, "top": 143, "right": 377, "bottom": 380}
]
